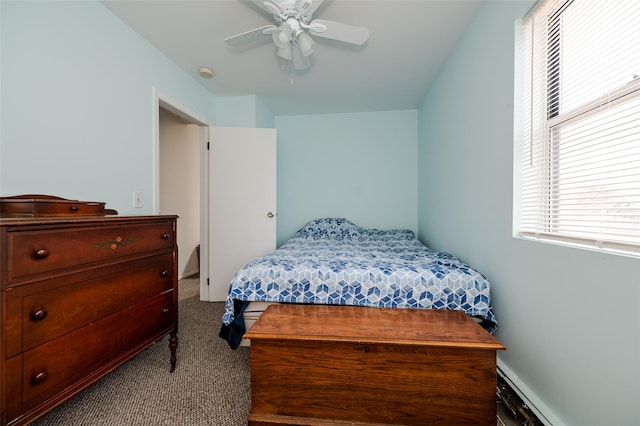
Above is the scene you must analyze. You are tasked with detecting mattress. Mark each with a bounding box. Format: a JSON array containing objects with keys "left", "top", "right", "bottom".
[{"left": 220, "top": 218, "right": 497, "bottom": 348}]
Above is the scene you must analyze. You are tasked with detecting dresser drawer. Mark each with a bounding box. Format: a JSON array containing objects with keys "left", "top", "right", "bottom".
[
  {"left": 1, "top": 215, "right": 178, "bottom": 426},
  {"left": 6, "top": 221, "right": 174, "bottom": 282},
  {"left": 4, "top": 253, "right": 175, "bottom": 357},
  {"left": 6, "top": 291, "right": 175, "bottom": 418}
]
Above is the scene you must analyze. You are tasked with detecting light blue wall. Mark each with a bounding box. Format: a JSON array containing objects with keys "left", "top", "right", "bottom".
[
  {"left": 1, "top": 1, "right": 215, "bottom": 214},
  {"left": 275, "top": 110, "right": 418, "bottom": 246},
  {"left": 418, "top": 2, "right": 640, "bottom": 425},
  {"left": 216, "top": 95, "right": 275, "bottom": 128},
  {"left": 254, "top": 96, "right": 275, "bottom": 129}
]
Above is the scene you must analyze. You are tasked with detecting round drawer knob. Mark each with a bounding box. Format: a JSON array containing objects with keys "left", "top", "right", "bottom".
[
  {"left": 31, "top": 308, "right": 48, "bottom": 321},
  {"left": 161, "top": 307, "right": 170, "bottom": 316},
  {"left": 160, "top": 270, "right": 169, "bottom": 278},
  {"left": 161, "top": 233, "right": 170, "bottom": 240},
  {"left": 32, "top": 370, "right": 48, "bottom": 385},
  {"left": 363, "top": 346, "right": 371, "bottom": 353},
  {"left": 34, "top": 249, "right": 50, "bottom": 259},
  {"left": 70, "top": 205, "right": 79, "bottom": 212}
]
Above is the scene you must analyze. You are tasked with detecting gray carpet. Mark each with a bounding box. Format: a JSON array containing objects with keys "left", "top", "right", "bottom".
[{"left": 32, "top": 279, "right": 251, "bottom": 426}]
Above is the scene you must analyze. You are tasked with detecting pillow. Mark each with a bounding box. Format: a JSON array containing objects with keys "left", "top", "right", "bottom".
[
  {"left": 360, "top": 228, "right": 416, "bottom": 241},
  {"left": 295, "top": 218, "right": 362, "bottom": 240}
]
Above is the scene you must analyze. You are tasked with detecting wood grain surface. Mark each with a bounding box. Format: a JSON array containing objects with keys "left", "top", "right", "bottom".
[{"left": 247, "top": 304, "right": 505, "bottom": 425}]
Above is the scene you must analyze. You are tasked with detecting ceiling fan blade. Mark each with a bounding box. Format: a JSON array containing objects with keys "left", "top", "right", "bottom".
[
  {"left": 309, "top": 19, "right": 369, "bottom": 45},
  {"left": 224, "top": 25, "right": 277, "bottom": 47},
  {"left": 292, "top": 46, "right": 311, "bottom": 70},
  {"left": 247, "top": 0, "right": 272, "bottom": 13},
  {"left": 262, "top": 1, "right": 284, "bottom": 19},
  {"left": 304, "top": 0, "right": 324, "bottom": 16}
]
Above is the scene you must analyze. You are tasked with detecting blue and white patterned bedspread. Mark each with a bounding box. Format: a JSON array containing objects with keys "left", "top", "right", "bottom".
[{"left": 222, "top": 218, "right": 497, "bottom": 334}]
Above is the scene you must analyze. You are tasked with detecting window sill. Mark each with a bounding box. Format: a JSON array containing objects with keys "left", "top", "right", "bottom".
[{"left": 514, "top": 233, "right": 640, "bottom": 260}]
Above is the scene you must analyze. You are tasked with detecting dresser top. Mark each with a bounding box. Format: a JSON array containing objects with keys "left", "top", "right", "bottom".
[
  {"left": 0, "top": 215, "right": 178, "bottom": 227},
  {"left": 246, "top": 304, "right": 505, "bottom": 350}
]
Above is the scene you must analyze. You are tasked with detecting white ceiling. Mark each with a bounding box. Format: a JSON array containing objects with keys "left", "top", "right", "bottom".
[{"left": 101, "top": 0, "right": 484, "bottom": 116}]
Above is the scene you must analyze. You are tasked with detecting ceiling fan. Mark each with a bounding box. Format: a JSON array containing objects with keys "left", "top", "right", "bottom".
[{"left": 224, "top": 0, "right": 369, "bottom": 70}]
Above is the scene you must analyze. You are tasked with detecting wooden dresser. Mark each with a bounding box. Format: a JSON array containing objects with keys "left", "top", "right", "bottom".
[
  {"left": 0, "top": 214, "right": 178, "bottom": 426},
  {"left": 246, "top": 304, "right": 505, "bottom": 426}
]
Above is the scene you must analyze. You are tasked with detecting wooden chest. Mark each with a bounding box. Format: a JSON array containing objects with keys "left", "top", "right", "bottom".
[
  {"left": 246, "top": 304, "right": 505, "bottom": 426},
  {"left": 0, "top": 215, "right": 178, "bottom": 426}
]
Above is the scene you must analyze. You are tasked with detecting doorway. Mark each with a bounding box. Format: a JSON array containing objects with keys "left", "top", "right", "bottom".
[
  {"left": 159, "top": 107, "right": 200, "bottom": 279},
  {"left": 153, "top": 88, "right": 210, "bottom": 300}
]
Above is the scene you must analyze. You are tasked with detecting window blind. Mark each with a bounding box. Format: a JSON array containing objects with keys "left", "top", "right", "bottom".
[{"left": 515, "top": 0, "right": 640, "bottom": 255}]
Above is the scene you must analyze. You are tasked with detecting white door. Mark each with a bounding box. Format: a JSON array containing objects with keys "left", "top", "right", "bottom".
[{"left": 207, "top": 126, "right": 277, "bottom": 301}]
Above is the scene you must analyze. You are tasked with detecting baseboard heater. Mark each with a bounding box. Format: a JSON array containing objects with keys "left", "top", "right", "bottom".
[{"left": 497, "top": 371, "right": 544, "bottom": 425}]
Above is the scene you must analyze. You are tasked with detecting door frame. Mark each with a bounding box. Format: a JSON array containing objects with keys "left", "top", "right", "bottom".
[{"left": 152, "top": 88, "right": 211, "bottom": 300}]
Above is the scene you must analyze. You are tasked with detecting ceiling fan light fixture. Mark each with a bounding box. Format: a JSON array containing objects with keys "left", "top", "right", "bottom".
[
  {"left": 296, "top": 31, "right": 315, "bottom": 56},
  {"left": 224, "top": 0, "right": 370, "bottom": 71},
  {"left": 272, "top": 25, "right": 292, "bottom": 48},
  {"left": 277, "top": 44, "right": 294, "bottom": 61}
]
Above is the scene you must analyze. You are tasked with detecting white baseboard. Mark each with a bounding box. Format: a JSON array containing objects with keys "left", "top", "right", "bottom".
[{"left": 497, "top": 359, "right": 563, "bottom": 426}]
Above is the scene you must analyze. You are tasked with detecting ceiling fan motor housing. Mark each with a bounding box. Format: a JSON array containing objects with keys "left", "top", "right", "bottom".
[{"left": 268, "top": 0, "right": 313, "bottom": 23}]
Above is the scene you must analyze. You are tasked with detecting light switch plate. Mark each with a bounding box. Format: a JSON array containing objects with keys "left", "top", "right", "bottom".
[{"left": 133, "top": 192, "right": 143, "bottom": 208}]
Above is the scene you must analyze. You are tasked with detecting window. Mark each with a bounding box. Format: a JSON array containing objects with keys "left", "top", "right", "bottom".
[{"left": 514, "top": 0, "right": 640, "bottom": 256}]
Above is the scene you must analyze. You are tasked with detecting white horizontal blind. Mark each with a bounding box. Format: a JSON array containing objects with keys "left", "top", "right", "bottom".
[{"left": 516, "top": 0, "right": 640, "bottom": 254}]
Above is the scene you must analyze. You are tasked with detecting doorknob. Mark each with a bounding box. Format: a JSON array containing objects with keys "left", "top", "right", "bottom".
[{"left": 267, "top": 212, "right": 275, "bottom": 218}]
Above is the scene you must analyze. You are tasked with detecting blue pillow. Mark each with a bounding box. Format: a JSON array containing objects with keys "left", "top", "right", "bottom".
[
  {"left": 361, "top": 228, "right": 416, "bottom": 241},
  {"left": 295, "top": 218, "right": 362, "bottom": 240}
]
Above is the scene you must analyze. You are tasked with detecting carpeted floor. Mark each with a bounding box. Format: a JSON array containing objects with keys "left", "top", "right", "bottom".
[
  {"left": 177, "top": 276, "right": 200, "bottom": 301},
  {"left": 32, "top": 278, "right": 251, "bottom": 426}
]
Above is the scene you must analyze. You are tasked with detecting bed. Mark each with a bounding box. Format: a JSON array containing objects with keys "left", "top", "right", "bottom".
[{"left": 219, "top": 218, "right": 497, "bottom": 349}]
